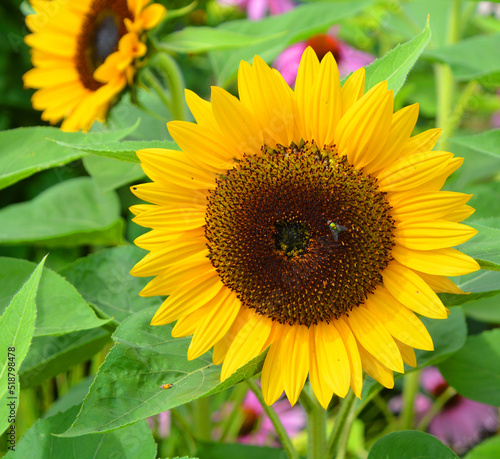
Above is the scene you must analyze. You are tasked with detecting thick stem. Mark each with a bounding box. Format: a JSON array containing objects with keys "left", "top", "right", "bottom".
[
  {"left": 154, "top": 52, "right": 187, "bottom": 121},
  {"left": 306, "top": 391, "right": 327, "bottom": 459},
  {"left": 327, "top": 390, "right": 356, "bottom": 458},
  {"left": 246, "top": 379, "right": 299, "bottom": 459},
  {"left": 218, "top": 382, "right": 248, "bottom": 442},
  {"left": 192, "top": 397, "right": 211, "bottom": 441},
  {"left": 401, "top": 370, "right": 420, "bottom": 430}
]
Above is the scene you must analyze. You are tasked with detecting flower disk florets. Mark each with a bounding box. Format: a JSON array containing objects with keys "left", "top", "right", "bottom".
[{"left": 204, "top": 142, "right": 395, "bottom": 327}]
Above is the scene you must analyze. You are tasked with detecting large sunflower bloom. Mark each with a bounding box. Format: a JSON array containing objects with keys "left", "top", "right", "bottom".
[
  {"left": 23, "top": 0, "right": 166, "bottom": 131},
  {"left": 131, "top": 48, "right": 479, "bottom": 408}
]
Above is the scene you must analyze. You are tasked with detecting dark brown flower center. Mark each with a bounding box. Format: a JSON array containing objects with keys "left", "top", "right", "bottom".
[
  {"left": 76, "top": 0, "right": 132, "bottom": 91},
  {"left": 205, "top": 142, "right": 395, "bottom": 327},
  {"left": 306, "top": 34, "right": 342, "bottom": 63}
]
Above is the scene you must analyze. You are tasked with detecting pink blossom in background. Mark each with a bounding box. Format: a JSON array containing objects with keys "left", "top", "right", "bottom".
[
  {"left": 274, "top": 30, "right": 374, "bottom": 87},
  {"left": 421, "top": 366, "right": 499, "bottom": 455},
  {"left": 219, "top": 0, "right": 294, "bottom": 20},
  {"left": 388, "top": 393, "right": 433, "bottom": 426},
  {"left": 147, "top": 411, "right": 171, "bottom": 438},
  {"left": 237, "top": 390, "right": 306, "bottom": 446}
]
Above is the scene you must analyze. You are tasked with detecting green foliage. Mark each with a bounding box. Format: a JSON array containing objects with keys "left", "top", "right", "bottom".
[
  {"left": 439, "top": 329, "right": 500, "bottom": 406},
  {"left": 60, "top": 307, "right": 266, "bottom": 437},
  {"left": 368, "top": 431, "right": 459, "bottom": 459},
  {"left": 0, "top": 257, "right": 109, "bottom": 336},
  {"left": 0, "top": 257, "right": 45, "bottom": 435},
  {"left": 465, "top": 436, "right": 500, "bottom": 459},
  {"left": 0, "top": 177, "right": 124, "bottom": 247}
]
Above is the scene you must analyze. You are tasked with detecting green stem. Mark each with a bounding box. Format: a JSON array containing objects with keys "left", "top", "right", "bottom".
[
  {"left": 192, "top": 397, "right": 211, "bottom": 441},
  {"left": 218, "top": 383, "right": 248, "bottom": 442},
  {"left": 153, "top": 52, "right": 187, "bottom": 121},
  {"left": 327, "top": 390, "right": 356, "bottom": 458},
  {"left": 436, "top": 0, "right": 461, "bottom": 150},
  {"left": 141, "top": 68, "right": 173, "bottom": 112},
  {"left": 416, "top": 386, "right": 457, "bottom": 432},
  {"left": 171, "top": 408, "right": 197, "bottom": 455},
  {"left": 305, "top": 390, "right": 327, "bottom": 459},
  {"left": 246, "top": 379, "right": 299, "bottom": 459},
  {"left": 401, "top": 370, "right": 420, "bottom": 430},
  {"left": 446, "top": 80, "right": 480, "bottom": 141}
]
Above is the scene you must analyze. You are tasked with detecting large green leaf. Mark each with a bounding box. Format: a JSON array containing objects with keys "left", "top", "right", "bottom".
[
  {"left": 19, "top": 328, "right": 110, "bottom": 388},
  {"left": 368, "top": 431, "right": 458, "bottom": 459},
  {"left": 0, "top": 124, "right": 138, "bottom": 190},
  {"left": 54, "top": 139, "right": 178, "bottom": 163},
  {"left": 0, "top": 177, "right": 124, "bottom": 247},
  {"left": 5, "top": 405, "right": 156, "bottom": 459},
  {"left": 209, "top": 0, "right": 372, "bottom": 87},
  {"left": 465, "top": 436, "right": 500, "bottom": 459},
  {"left": 0, "top": 257, "right": 109, "bottom": 336},
  {"left": 459, "top": 218, "right": 500, "bottom": 271},
  {"left": 59, "top": 246, "right": 161, "bottom": 324},
  {"left": 83, "top": 155, "right": 146, "bottom": 192},
  {"left": 449, "top": 130, "right": 500, "bottom": 160},
  {"left": 425, "top": 33, "right": 500, "bottom": 84},
  {"left": 160, "top": 27, "right": 283, "bottom": 53},
  {"left": 364, "top": 20, "right": 431, "bottom": 94},
  {"left": 0, "top": 257, "right": 45, "bottom": 436},
  {"left": 462, "top": 294, "right": 500, "bottom": 324},
  {"left": 60, "top": 307, "right": 266, "bottom": 437},
  {"left": 439, "top": 329, "right": 500, "bottom": 406}
]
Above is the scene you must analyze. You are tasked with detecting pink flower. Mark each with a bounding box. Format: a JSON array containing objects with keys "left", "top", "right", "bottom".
[
  {"left": 421, "top": 367, "right": 499, "bottom": 455},
  {"left": 274, "top": 29, "right": 374, "bottom": 87},
  {"left": 147, "top": 410, "right": 171, "bottom": 438},
  {"left": 388, "top": 393, "right": 433, "bottom": 426},
  {"left": 219, "top": 0, "right": 294, "bottom": 20},
  {"left": 237, "top": 390, "right": 306, "bottom": 446}
]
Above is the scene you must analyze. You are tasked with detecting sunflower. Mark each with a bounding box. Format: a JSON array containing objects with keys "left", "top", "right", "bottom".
[
  {"left": 23, "top": 0, "right": 165, "bottom": 131},
  {"left": 131, "top": 48, "right": 479, "bottom": 408}
]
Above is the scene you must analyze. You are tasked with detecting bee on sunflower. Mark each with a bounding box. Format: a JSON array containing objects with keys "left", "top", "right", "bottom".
[
  {"left": 23, "top": 0, "right": 166, "bottom": 131},
  {"left": 130, "top": 47, "right": 479, "bottom": 408}
]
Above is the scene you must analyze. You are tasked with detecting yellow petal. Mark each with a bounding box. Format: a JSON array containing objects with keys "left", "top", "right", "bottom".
[
  {"left": 151, "top": 270, "right": 222, "bottom": 325},
  {"left": 394, "top": 220, "right": 478, "bottom": 250},
  {"left": 221, "top": 313, "right": 272, "bottom": 380},
  {"left": 238, "top": 56, "right": 297, "bottom": 147},
  {"left": 132, "top": 205, "right": 206, "bottom": 234},
  {"left": 394, "top": 339, "right": 417, "bottom": 367},
  {"left": 188, "top": 289, "right": 241, "bottom": 360},
  {"left": 261, "top": 337, "right": 285, "bottom": 405},
  {"left": 282, "top": 325, "right": 310, "bottom": 406},
  {"left": 334, "top": 317, "right": 363, "bottom": 398},
  {"left": 389, "top": 191, "right": 472, "bottom": 221},
  {"left": 400, "top": 128, "right": 442, "bottom": 157},
  {"left": 391, "top": 245, "right": 480, "bottom": 276},
  {"left": 357, "top": 341, "right": 395, "bottom": 389},
  {"left": 417, "top": 272, "right": 466, "bottom": 294},
  {"left": 314, "top": 322, "right": 350, "bottom": 397},
  {"left": 141, "top": 3, "right": 166, "bottom": 29},
  {"left": 340, "top": 67, "right": 365, "bottom": 117},
  {"left": 377, "top": 151, "right": 454, "bottom": 192},
  {"left": 365, "top": 289, "right": 433, "bottom": 350},
  {"left": 309, "top": 331, "right": 335, "bottom": 409},
  {"left": 131, "top": 182, "right": 208, "bottom": 207},
  {"left": 184, "top": 89, "right": 219, "bottom": 132},
  {"left": 383, "top": 263, "right": 448, "bottom": 319},
  {"left": 346, "top": 306, "right": 404, "bottom": 373},
  {"left": 440, "top": 205, "right": 475, "bottom": 222},
  {"left": 407, "top": 157, "right": 463, "bottom": 194}
]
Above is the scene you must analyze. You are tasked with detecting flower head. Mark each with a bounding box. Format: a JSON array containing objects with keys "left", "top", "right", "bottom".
[
  {"left": 131, "top": 47, "right": 479, "bottom": 408},
  {"left": 421, "top": 367, "right": 499, "bottom": 454},
  {"left": 274, "top": 28, "right": 374, "bottom": 87},
  {"left": 24, "top": 0, "right": 166, "bottom": 131}
]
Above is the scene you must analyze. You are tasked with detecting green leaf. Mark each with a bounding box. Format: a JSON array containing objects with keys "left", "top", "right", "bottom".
[
  {"left": 440, "top": 271, "right": 500, "bottom": 307},
  {"left": 460, "top": 218, "right": 500, "bottom": 270},
  {"left": 0, "top": 177, "right": 124, "bottom": 247},
  {"left": 364, "top": 20, "right": 431, "bottom": 94},
  {"left": 5, "top": 405, "right": 156, "bottom": 459},
  {"left": 0, "top": 257, "right": 109, "bottom": 336},
  {"left": 160, "top": 27, "right": 283, "bottom": 53},
  {"left": 19, "top": 328, "right": 110, "bottom": 389},
  {"left": 59, "top": 246, "right": 161, "bottom": 324},
  {"left": 0, "top": 124, "right": 138, "bottom": 190},
  {"left": 60, "top": 307, "right": 266, "bottom": 437},
  {"left": 209, "top": 0, "right": 372, "bottom": 86},
  {"left": 439, "top": 329, "right": 500, "bottom": 406},
  {"left": 0, "top": 257, "right": 45, "bottom": 436},
  {"left": 462, "top": 294, "right": 500, "bottom": 324},
  {"left": 197, "top": 442, "right": 283, "bottom": 459},
  {"left": 449, "top": 130, "right": 500, "bottom": 160},
  {"left": 465, "top": 435, "right": 500, "bottom": 459},
  {"left": 53, "top": 139, "right": 178, "bottom": 163},
  {"left": 368, "top": 431, "right": 458, "bottom": 459},
  {"left": 83, "top": 155, "right": 146, "bottom": 192},
  {"left": 425, "top": 33, "right": 500, "bottom": 83}
]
